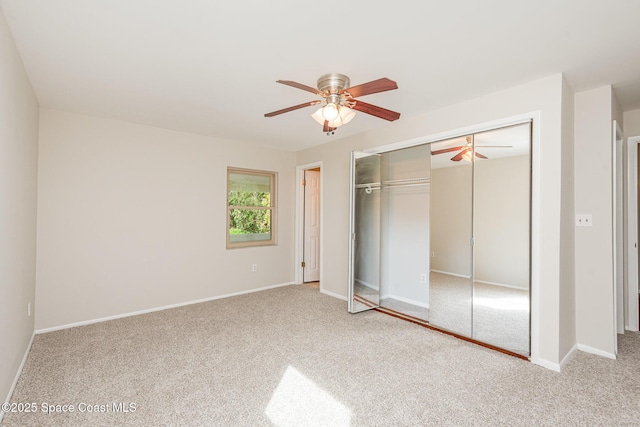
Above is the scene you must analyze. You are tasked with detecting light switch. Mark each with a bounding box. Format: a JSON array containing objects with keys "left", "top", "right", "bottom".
[{"left": 576, "top": 214, "right": 592, "bottom": 227}]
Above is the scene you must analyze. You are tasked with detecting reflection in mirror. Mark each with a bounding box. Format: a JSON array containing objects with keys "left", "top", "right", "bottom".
[
  {"left": 350, "top": 152, "right": 381, "bottom": 312},
  {"left": 379, "top": 145, "right": 430, "bottom": 321},
  {"left": 429, "top": 136, "right": 473, "bottom": 337},
  {"left": 348, "top": 123, "right": 531, "bottom": 356},
  {"left": 472, "top": 123, "right": 531, "bottom": 355}
]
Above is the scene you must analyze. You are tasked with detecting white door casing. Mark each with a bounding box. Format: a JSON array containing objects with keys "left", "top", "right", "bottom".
[
  {"left": 626, "top": 136, "right": 640, "bottom": 331},
  {"left": 304, "top": 170, "right": 321, "bottom": 282},
  {"left": 612, "top": 120, "right": 624, "bottom": 345}
]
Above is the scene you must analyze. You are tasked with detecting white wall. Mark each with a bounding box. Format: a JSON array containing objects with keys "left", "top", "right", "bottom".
[
  {"left": 623, "top": 108, "right": 640, "bottom": 138},
  {"left": 35, "top": 109, "right": 296, "bottom": 330},
  {"left": 430, "top": 155, "right": 530, "bottom": 289},
  {"left": 431, "top": 164, "right": 472, "bottom": 276},
  {"left": 297, "top": 73, "right": 569, "bottom": 367},
  {"left": 430, "top": 154, "right": 530, "bottom": 288},
  {"left": 0, "top": 6, "right": 39, "bottom": 409},
  {"left": 474, "top": 155, "right": 530, "bottom": 289},
  {"left": 573, "top": 86, "right": 617, "bottom": 356},
  {"left": 559, "top": 77, "right": 576, "bottom": 359}
]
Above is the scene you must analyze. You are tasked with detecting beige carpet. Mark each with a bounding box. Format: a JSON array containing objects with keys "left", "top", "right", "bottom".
[{"left": 2, "top": 285, "right": 640, "bottom": 426}]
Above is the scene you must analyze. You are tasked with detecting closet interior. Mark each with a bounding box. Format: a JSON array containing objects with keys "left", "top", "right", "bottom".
[{"left": 348, "top": 122, "right": 531, "bottom": 356}]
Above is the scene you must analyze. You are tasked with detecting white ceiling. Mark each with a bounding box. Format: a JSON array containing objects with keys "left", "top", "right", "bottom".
[{"left": 2, "top": 0, "right": 640, "bottom": 151}]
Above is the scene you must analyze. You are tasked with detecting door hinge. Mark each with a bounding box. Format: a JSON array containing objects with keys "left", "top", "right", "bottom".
[
  {"left": 301, "top": 261, "right": 306, "bottom": 268},
  {"left": 470, "top": 237, "right": 475, "bottom": 247},
  {"left": 301, "top": 179, "right": 306, "bottom": 186}
]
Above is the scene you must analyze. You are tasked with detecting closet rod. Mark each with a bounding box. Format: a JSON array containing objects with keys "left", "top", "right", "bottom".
[
  {"left": 354, "top": 179, "right": 430, "bottom": 191},
  {"left": 383, "top": 177, "right": 430, "bottom": 186},
  {"left": 383, "top": 182, "right": 430, "bottom": 189},
  {"left": 354, "top": 181, "right": 380, "bottom": 188},
  {"left": 355, "top": 177, "right": 430, "bottom": 188}
]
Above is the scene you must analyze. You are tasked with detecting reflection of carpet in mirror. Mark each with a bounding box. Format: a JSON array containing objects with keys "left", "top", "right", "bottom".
[
  {"left": 353, "top": 281, "right": 380, "bottom": 310},
  {"left": 429, "top": 272, "right": 529, "bottom": 355},
  {"left": 380, "top": 298, "right": 429, "bottom": 321},
  {"left": 354, "top": 281, "right": 378, "bottom": 299},
  {"left": 353, "top": 273, "right": 529, "bottom": 355}
]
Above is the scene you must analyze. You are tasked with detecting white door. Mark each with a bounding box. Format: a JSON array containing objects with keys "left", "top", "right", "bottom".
[{"left": 303, "top": 170, "right": 321, "bottom": 282}]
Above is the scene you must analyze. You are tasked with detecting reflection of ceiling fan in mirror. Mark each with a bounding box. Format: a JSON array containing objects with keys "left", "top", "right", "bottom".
[
  {"left": 431, "top": 136, "right": 513, "bottom": 162},
  {"left": 264, "top": 73, "right": 401, "bottom": 135}
]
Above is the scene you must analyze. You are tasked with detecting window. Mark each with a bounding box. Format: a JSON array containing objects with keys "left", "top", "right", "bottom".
[{"left": 227, "top": 167, "right": 277, "bottom": 249}]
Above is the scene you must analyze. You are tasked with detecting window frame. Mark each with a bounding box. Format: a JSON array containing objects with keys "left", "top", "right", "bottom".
[{"left": 226, "top": 167, "right": 277, "bottom": 249}]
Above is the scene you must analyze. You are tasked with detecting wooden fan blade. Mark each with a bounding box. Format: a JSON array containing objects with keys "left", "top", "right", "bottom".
[
  {"left": 264, "top": 101, "right": 320, "bottom": 117},
  {"left": 342, "top": 77, "right": 398, "bottom": 98},
  {"left": 323, "top": 121, "right": 336, "bottom": 133},
  {"left": 475, "top": 152, "right": 488, "bottom": 159},
  {"left": 431, "top": 146, "right": 464, "bottom": 155},
  {"left": 450, "top": 147, "right": 471, "bottom": 161},
  {"left": 352, "top": 100, "right": 400, "bottom": 121},
  {"left": 277, "top": 80, "right": 321, "bottom": 95}
]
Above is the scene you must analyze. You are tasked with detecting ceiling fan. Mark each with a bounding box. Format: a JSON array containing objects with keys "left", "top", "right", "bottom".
[
  {"left": 264, "top": 73, "right": 400, "bottom": 134},
  {"left": 431, "top": 136, "right": 513, "bottom": 162}
]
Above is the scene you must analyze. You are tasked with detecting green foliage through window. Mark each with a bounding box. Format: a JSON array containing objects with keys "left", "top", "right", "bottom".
[{"left": 227, "top": 169, "right": 276, "bottom": 248}]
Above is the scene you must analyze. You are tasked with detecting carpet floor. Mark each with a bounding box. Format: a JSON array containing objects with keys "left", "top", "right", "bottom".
[{"left": 2, "top": 284, "right": 639, "bottom": 426}]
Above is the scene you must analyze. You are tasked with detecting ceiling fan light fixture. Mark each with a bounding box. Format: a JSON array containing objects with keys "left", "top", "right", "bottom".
[
  {"left": 322, "top": 103, "right": 339, "bottom": 121},
  {"left": 312, "top": 105, "right": 356, "bottom": 128},
  {"left": 266, "top": 73, "right": 400, "bottom": 133},
  {"left": 461, "top": 150, "right": 474, "bottom": 162},
  {"left": 337, "top": 106, "right": 356, "bottom": 125},
  {"left": 311, "top": 108, "right": 327, "bottom": 125}
]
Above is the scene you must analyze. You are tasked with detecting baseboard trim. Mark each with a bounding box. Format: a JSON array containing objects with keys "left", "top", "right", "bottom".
[
  {"left": 474, "top": 279, "right": 528, "bottom": 291},
  {"left": 1, "top": 332, "right": 35, "bottom": 423},
  {"left": 354, "top": 278, "right": 377, "bottom": 290},
  {"left": 430, "top": 271, "right": 526, "bottom": 290},
  {"left": 320, "top": 289, "right": 348, "bottom": 301},
  {"left": 530, "top": 345, "right": 579, "bottom": 373},
  {"left": 35, "top": 282, "right": 295, "bottom": 334},
  {"left": 382, "top": 294, "right": 430, "bottom": 309},
  {"left": 530, "top": 356, "right": 561, "bottom": 372},
  {"left": 430, "top": 269, "right": 471, "bottom": 279},
  {"left": 576, "top": 343, "right": 617, "bottom": 360},
  {"left": 559, "top": 344, "right": 578, "bottom": 370}
]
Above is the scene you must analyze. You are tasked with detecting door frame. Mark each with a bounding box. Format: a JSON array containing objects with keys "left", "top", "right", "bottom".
[
  {"left": 295, "top": 161, "right": 323, "bottom": 289},
  {"left": 613, "top": 121, "right": 625, "bottom": 347},
  {"left": 626, "top": 135, "right": 640, "bottom": 331}
]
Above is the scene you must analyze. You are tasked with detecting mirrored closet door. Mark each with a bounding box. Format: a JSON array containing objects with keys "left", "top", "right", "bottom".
[
  {"left": 429, "top": 136, "right": 473, "bottom": 337},
  {"left": 348, "top": 122, "right": 531, "bottom": 356},
  {"left": 348, "top": 152, "right": 381, "bottom": 313},
  {"left": 471, "top": 125, "right": 531, "bottom": 354},
  {"left": 379, "top": 145, "right": 431, "bottom": 321}
]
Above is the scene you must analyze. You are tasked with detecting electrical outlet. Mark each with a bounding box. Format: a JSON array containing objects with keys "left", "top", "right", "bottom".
[
  {"left": 576, "top": 214, "right": 592, "bottom": 227},
  {"left": 252, "top": 264, "right": 258, "bottom": 272},
  {"left": 420, "top": 274, "right": 427, "bottom": 283},
  {"left": 431, "top": 251, "right": 435, "bottom": 258}
]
